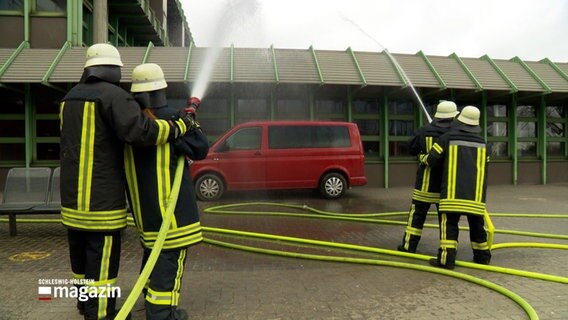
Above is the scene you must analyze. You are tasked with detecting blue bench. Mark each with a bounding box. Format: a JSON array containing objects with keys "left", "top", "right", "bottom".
[{"left": 0, "top": 167, "right": 58, "bottom": 236}]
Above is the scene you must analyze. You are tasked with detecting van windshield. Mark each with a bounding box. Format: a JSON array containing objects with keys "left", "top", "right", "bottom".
[{"left": 268, "top": 125, "right": 351, "bottom": 149}]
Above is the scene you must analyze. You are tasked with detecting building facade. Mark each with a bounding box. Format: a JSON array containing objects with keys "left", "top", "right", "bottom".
[{"left": 1, "top": 1, "right": 567, "bottom": 188}]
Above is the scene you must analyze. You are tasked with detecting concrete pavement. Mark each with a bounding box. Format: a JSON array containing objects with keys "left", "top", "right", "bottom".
[{"left": 0, "top": 184, "right": 567, "bottom": 319}]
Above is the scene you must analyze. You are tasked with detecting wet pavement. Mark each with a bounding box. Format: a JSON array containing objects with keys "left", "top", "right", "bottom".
[{"left": 0, "top": 184, "right": 567, "bottom": 319}]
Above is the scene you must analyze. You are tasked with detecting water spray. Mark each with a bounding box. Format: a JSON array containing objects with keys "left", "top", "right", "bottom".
[{"left": 339, "top": 15, "right": 433, "bottom": 123}]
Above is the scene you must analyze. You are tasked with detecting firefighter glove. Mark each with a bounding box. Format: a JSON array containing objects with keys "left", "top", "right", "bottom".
[{"left": 185, "top": 97, "right": 201, "bottom": 119}]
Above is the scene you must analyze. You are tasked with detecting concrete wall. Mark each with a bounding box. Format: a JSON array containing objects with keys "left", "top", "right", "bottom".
[
  {"left": 547, "top": 161, "right": 568, "bottom": 183},
  {"left": 487, "top": 162, "right": 513, "bottom": 185},
  {"left": 518, "top": 161, "right": 541, "bottom": 184}
]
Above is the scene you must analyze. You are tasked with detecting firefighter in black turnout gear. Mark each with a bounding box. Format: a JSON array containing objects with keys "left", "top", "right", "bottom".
[
  {"left": 124, "top": 63, "right": 209, "bottom": 320},
  {"left": 425, "top": 106, "right": 491, "bottom": 269},
  {"left": 398, "top": 101, "right": 459, "bottom": 253},
  {"left": 59, "top": 44, "right": 197, "bottom": 320}
]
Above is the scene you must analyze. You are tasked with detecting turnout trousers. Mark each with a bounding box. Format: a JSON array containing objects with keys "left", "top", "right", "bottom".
[
  {"left": 400, "top": 200, "right": 438, "bottom": 253},
  {"left": 68, "top": 229, "right": 121, "bottom": 320},
  {"left": 141, "top": 248, "right": 188, "bottom": 320},
  {"left": 436, "top": 212, "right": 491, "bottom": 268}
]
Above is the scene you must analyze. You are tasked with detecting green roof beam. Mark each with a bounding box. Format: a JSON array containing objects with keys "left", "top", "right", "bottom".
[
  {"left": 0, "top": 41, "right": 29, "bottom": 78},
  {"left": 511, "top": 56, "right": 551, "bottom": 94},
  {"left": 183, "top": 41, "right": 193, "bottom": 81},
  {"left": 230, "top": 44, "right": 234, "bottom": 83},
  {"left": 450, "top": 53, "right": 483, "bottom": 92},
  {"left": 309, "top": 45, "right": 325, "bottom": 85},
  {"left": 270, "top": 44, "right": 280, "bottom": 84},
  {"left": 540, "top": 58, "right": 568, "bottom": 82},
  {"left": 383, "top": 49, "right": 409, "bottom": 88},
  {"left": 347, "top": 47, "right": 367, "bottom": 87},
  {"left": 0, "top": 83, "right": 24, "bottom": 94},
  {"left": 417, "top": 51, "right": 447, "bottom": 90},
  {"left": 142, "top": 41, "right": 154, "bottom": 63},
  {"left": 42, "top": 41, "right": 71, "bottom": 84},
  {"left": 481, "top": 54, "right": 518, "bottom": 93}
]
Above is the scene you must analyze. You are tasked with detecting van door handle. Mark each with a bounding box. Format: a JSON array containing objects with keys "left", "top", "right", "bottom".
[{"left": 254, "top": 151, "right": 261, "bottom": 156}]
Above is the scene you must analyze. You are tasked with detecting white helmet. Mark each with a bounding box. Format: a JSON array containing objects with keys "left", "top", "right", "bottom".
[
  {"left": 84, "top": 43, "right": 123, "bottom": 68},
  {"left": 131, "top": 63, "right": 168, "bottom": 93},
  {"left": 457, "top": 106, "right": 480, "bottom": 126},
  {"left": 434, "top": 101, "right": 459, "bottom": 119}
]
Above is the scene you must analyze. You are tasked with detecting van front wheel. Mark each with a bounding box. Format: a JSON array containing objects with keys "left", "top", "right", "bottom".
[
  {"left": 196, "top": 174, "right": 225, "bottom": 201},
  {"left": 319, "top": 173, "right": 347, "bottom": 199}
]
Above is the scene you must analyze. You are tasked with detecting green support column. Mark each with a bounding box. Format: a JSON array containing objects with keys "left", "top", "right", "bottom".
[
  {"left": 538, "top": 95, "right": 547, "bottom": 184},
  {"left": 24, "top": 84, "right": 33, "bottom": 167},
  {"left": 229, "top": 85, "right": 235, "bottom": 127},
  {"left": 383, "top": 94, "right": 389, "bottom": 188},
  {"left": 510, "top": 94, "right": 518, "bottom": 185},
  {"left": 24, "top": 0, "right": 30, "bottom": 42}
]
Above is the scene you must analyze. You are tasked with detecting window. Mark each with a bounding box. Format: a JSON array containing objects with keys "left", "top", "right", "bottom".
[
  {"left": 236, "top": 99, "right": 269, "bottom": 123},
  {"left": 486, "top": 103, "right": 509, "bottom": 158},
  {"left": 0, "top": 1, "right": 23, "bottom": 11},
  {"left": 35, "top": 86, "right": 64, "bottom": 162},
  {"left": 275, "top": 99, "right": 308, "bottom": 120},
  {"left": 224, "top": 127, "right": 261, "bottom": 151},
  {"left": 517, "top": 105, "right": 537, "bottom": 157},
  {"left": 0, "top": 91, "right": 25, "bottom": 164},
  {"left": 269, "top": 126, "right": 350, "bottom": 149},
  {"left": 546, "top": 105, "right": 567, "bottom": 158},
  {"left": 352, "top": 99, "right": 380, "bottom": 159},
  {"left": 196, "top": 98, "right": 229, "bottom": 139},
  {"left": 34, "top": 0, "right": 66, "bottom": 13},
  {"left": 388, "top": 100, "right": 414, "bottom": 157},
  {"left": 315, "top": 99, "right": 345, "bottom": 120}
]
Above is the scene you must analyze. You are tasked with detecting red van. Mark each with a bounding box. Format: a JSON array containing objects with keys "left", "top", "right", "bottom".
[{"left": 191, "top": 121, "right": 367, "bottom": 200}]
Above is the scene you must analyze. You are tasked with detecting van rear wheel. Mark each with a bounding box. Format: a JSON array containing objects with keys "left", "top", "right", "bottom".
[
  {"left": 196, "top": 174, "right": 225, "bottom": 201},
  {"left": 320, "top": 173, "right": 347, "bottom": 199}
]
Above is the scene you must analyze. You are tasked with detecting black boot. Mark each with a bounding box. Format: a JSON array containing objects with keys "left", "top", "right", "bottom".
[
  {"left": 397, "top": 244, "right": 416, "bottom": 253},
  {"left": 429, "top": 258, "right": 455, "bottom": 270}
]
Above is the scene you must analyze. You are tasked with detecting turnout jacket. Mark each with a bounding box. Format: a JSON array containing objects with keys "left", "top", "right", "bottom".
[
  {"left": 426, "top": 124, "right": 488, "bottom": 215},
  {"left": 409, "top": 119, "right": 452, "bottom": 203},
  {"left": 59, "top": 80, "right": 177, "bottom": 232},
  {"left": 125, "top": 106, "right": 209, "bottom": 250}
]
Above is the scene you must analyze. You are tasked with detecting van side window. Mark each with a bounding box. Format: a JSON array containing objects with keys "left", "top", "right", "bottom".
[
  {"left": 224, "top": 127, "right": 261, "bottom": 151},
  {"left": 269, "top": 126, "right": 351, "bottom": 149}
]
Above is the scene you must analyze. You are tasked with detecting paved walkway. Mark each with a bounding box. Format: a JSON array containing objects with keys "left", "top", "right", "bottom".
[{"left": 0, "top": 184, "right": 567, "bottom": 319}]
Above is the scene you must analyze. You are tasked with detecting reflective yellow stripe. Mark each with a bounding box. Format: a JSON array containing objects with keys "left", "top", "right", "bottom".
[
  {"left": 91, "top": 278, "right": 117, "bottom": 287},
  {"left": 142, "top": 232, "right": 203, "bottom": 250},
  {"left": 173, "top": 250, "right": 186, "bottom": 298},
  {"left": 124, "top": 146, "right": 143, "bottom": 230},
  {"left": 439, "top": 199, "right": 486, "bottom": 215},
  {"left": 140, "top": 222, "right": 202, "bottom": 241},
  {"left": 440, "top": 213, "right": 448, "bottom": 265},
  {"left": 476, "top": 147, "right": 486, "bottom": 202},
  {"left": 433, "top": 143, "right": 443, "bottom": 154},
  {"left": 447, "top": 145, "right": 458, "bottom": 199},
  {"left": 72, "top": 272, "right": 85, "bottom": 279},
  {"left": 78, "top": 101, "right": 96, "bottom": 211},
  {"left": 59, "top": 101, "right": 65, "bottom": 130},
  {"left": 146, "top": 288, "right": 179, "bottom": 306},
  {"left": 405, "top": 226, "right": 423, "bottom": 236},
  {"left": 472, "top": 241, "right": 490, "bottom": 250},
  {"left": 421, "top": 137, "right": 433, "bottom": 192},
  {"left": 61, "top": 207, "right": 128, "bottom": 230},
  {"left": 98, "top": 235, "right": 112, "bottom": 319},
  {"left": 440, "top": 239, "right": 458, "bottom": 248},
  {"left": 412, "top": 189, "right": 440, "bottom": 203},
  {"left": 156, "top": 144, "right": 176, "bottom": 229}
]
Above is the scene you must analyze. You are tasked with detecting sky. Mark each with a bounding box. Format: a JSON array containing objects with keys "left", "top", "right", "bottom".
[{"left": 181, "top": 0, "right": 568, "bottom": 62}]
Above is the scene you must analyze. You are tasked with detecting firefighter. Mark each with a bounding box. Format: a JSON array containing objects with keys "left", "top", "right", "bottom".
[
  {"left": 60, "top": 44, "right": 197, "bottom": 319},
  {"left": 398, "top": 101, "right": 459, "bottom": 253},
  {"left": 124, "top": 63, "right": 209, "bottom": 320},
  {"left": 424, "top": 106, "right": 491, "bottom": 269}
]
